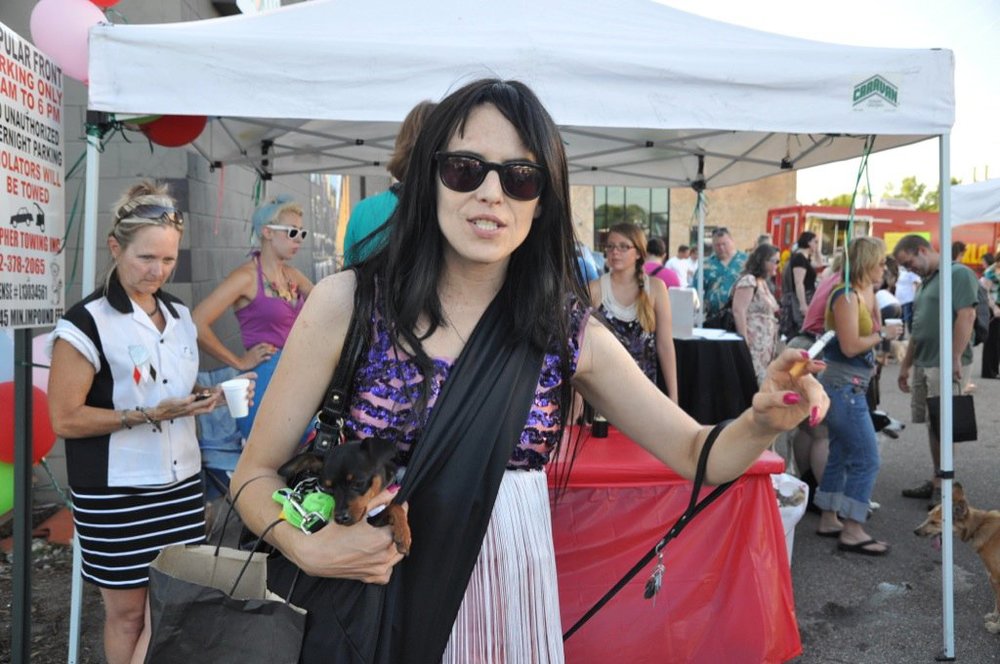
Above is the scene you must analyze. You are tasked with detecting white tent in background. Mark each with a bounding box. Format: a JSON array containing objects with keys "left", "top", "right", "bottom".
[
  {"left": 78, "top": 0, "right": 962, "bottom": 658},
  {"left": 952, "top": 179, "right": 1000, "bottom": 226}
]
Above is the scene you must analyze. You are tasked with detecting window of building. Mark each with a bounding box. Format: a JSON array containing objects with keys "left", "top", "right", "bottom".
[{"left": 593, "top": 186, "right": 670, "bottom": 249}]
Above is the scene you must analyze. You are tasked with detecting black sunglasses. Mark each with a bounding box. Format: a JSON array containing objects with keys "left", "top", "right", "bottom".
[
  {"left": 115, "top": 204, "right": 184, "bottom": 226},
  {"left": 435, "top": 152, "right": 546, "bottom": 201}
]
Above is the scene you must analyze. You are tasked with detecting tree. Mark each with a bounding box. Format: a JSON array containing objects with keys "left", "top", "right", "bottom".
[
  {"left": 817, "top": 193, "right": 859, "bottom": 207},
  {"left": 882, "top": 175, "right": 961, "bottom": 211}
]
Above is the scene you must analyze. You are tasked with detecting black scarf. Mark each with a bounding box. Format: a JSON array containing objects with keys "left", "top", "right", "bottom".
[{"left": 269, "top": 293, "right": 546, "bottom": 663}]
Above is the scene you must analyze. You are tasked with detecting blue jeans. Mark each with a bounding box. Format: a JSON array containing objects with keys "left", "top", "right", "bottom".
[
  {"left": 901, "top": 302, "right": 914, "bottom": 336},
  {"left": 814, "top": 379, "right": 880, "bottom": 523}
]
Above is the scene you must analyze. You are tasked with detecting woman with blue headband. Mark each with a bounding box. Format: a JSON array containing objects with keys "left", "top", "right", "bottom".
[{"left": 192, "top": 194, "right": 313, "bottom": 441}]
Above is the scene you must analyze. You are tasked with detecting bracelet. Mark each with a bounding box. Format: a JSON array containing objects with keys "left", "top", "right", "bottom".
[
  {"left": 136, "top": 406, "right": 162, "bottom": 432},
  {"left": 119, "top": 410, "right": 132, "bottom": 431}
]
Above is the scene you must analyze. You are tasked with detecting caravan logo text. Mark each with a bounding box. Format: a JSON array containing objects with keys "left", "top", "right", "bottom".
[{"left": 853, "top": 76, "right": 898, "bottom": 106}]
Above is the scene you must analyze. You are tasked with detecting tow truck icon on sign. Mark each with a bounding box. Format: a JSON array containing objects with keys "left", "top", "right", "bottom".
[{"left": 9, "top": 203, "right": 46, "bottom": 232}]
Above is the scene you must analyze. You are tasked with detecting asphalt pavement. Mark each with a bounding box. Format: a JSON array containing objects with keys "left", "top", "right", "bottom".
[{"left": 788, "top": 346, "right": 1000, "bottom": 663}]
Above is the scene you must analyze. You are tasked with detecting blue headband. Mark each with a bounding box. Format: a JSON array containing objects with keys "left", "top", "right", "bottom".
[{"left": 251, "top": 194, "right": 295, "bottom": 237}]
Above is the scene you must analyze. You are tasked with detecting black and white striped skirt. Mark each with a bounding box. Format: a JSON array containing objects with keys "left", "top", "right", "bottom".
[{"left": 70, "top": 474, "right": 206, "bottom": 589}]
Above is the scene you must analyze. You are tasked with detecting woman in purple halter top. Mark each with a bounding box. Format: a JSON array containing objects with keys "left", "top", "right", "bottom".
[{"left": 192, "top": 196, "right": 313, "bottom": 440}]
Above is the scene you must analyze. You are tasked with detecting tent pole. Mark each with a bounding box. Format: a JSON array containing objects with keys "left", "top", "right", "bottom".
[
  {"left": 696, "top": 192, "right": 705, "bottom": 325},
  {"left": 937, "top": 133, "right": 956, "bottom": 661},
  {"left": 67, "top": 122, "right": 103, "bottom": 664},
  {"left": 82, "top": 124, "right": 102, "bottom": 294}
]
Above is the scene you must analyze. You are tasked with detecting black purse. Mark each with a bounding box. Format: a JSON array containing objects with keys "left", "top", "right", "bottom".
[{"left": 927, "top": 394, "right": 978, "bottom": 443}]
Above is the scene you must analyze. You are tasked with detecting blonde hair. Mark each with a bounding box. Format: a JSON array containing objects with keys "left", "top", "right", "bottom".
[
  {"left": 608, "top": 223, "right": 655, "bottom": 332},
  {"left": 103, "top": 181, "right": 182, "bottom": 292},
  {"left": 846, "top": 236, "right": 886, "bottom": 288}
]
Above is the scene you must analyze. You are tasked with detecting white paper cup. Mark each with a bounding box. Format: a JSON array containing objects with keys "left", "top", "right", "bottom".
[
  {"left": 220, "top": 378, "right": 250, "bottom": 418},
  {"left": 884, "top": 318, "right": 902, "bottom": 327}
]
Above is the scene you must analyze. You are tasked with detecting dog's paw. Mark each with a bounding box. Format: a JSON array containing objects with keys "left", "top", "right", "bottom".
[
  {"left": 985, "top": 618, "right": 1000, "bottom": 634},
  {"left": 985, "top": 610, "right": 1000, "bottom": 623}
]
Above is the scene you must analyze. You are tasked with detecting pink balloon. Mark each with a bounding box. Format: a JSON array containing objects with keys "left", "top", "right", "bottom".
[{"left": 29, "top": 0, "right": 107, "bottom": 83}]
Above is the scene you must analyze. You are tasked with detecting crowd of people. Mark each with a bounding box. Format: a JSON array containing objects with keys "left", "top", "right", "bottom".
[{"left": 40, "top": 73, "right": 1000, "bottom": 662}]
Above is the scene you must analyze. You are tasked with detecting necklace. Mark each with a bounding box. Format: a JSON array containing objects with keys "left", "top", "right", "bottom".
[
  {"left": 262, "top": 265, "right": 297, "bottom": 302},
  {"left": 144, "top": 302, "right": 160, "bottom": 316}
]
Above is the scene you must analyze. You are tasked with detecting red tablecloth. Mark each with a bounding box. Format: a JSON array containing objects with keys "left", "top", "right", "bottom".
[{"left": 548, "top": 427, "right": 800, "bottom": 663}]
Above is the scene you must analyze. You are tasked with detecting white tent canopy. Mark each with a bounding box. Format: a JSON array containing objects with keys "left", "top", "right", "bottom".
[
  {"left": 951, "top": 179, "right": 1000, "bottom": 226},
  {"left": 77, "top": 0, "right": 964, "bottom": 658},
  {"left": 88, "top": 0, "right": 954, "bottom": 188}
]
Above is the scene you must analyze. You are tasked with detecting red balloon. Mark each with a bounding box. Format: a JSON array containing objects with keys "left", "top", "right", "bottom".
[
  {"left": 140, "top": 115, "right": 208, "bottom": 148},
  {"left": 90, "top": 0, "right": 121, "bottom": 7},
  {"left": 0, "top": 382, "right": 56, "bottom": 464}
]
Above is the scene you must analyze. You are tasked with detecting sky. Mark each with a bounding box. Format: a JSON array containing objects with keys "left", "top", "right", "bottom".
[{"left": 657, "top": 0, "right": 999, "bottom": 204}]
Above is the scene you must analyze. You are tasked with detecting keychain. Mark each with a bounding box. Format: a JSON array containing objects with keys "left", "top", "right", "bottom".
[{"left": 644, "top": 547, "right": 666, "bottom": 603}]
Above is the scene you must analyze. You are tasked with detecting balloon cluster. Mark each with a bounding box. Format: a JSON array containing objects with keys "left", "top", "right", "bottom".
[
  {"left": 28, "top": 0, "right": 208, "bottom": 148},
  {"left": 0, "top": 333, "right": 57, "bottom": 515}
]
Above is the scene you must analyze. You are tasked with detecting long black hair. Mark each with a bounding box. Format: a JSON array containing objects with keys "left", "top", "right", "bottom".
[{"left": 356, "top": 78, "right": 587, "bottom": 416}]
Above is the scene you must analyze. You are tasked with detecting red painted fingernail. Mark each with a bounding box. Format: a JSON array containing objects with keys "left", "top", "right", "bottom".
[
  {"left": 809, "top": 406, "right": 820, "bottom": 427},
  {"left": 800, "top": 351, "right": 810, "bottom": 359},
  {"left": 388, "top": 484, "right": 401, "bottom": 494},
  {"left": 783, "top": 392, "right": 801, "bottom": 405}
]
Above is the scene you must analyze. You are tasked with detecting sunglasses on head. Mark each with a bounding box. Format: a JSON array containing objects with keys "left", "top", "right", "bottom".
[
  {"left": 115, "top": 204, "right": 184, "bottom": 226},
  {"left": 266, "top": 225, "right": 308, "bottom": 240},
  {"left": 434, "top": 152, "right": 546, "bottom": 201}
]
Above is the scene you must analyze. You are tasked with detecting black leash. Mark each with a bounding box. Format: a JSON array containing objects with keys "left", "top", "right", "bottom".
[{"left": 563, "top": 420, "right": 735, "bottom": 642}]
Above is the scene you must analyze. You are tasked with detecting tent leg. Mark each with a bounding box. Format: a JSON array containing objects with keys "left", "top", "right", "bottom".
[
  {"left": 68, "top": 122, "right": 103, "bottom": 663},
  {"left": 937, "top": 133, "right": 955, "bottom": 661},
  {"left": 82, "top": 123, "right": 102, "bottom": 295},
  {"left": 696, "top": 192, "right": 705, "bottom": 325},
  {"left": 67, "top": 532, "right": 84, "bottom": 664}
]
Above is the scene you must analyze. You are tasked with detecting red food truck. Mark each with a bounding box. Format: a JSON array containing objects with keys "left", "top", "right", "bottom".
[{"left": 768, "top": 204, "right": 1000, "bottom": 275}]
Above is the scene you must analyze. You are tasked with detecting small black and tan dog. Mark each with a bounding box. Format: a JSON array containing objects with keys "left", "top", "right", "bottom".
[{"left": 279, "top": 437, "right": 411, "bottom": 555}]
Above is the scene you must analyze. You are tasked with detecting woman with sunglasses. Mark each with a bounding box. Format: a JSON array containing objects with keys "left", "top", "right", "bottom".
[
  {"left": 588, "top": 222, "right": 678, "bottom": 400},
  {"left": 47, "top": 181, "right": 253, "bottom": 664},
  {"left": 192, "top": 195, "right": 313, "bottom": 442},
  {"left": 231, "top": 78, "right": 828, "bottom": 663}
]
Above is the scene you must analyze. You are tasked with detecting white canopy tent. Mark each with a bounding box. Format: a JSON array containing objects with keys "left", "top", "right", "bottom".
[
  {"left": 76, "top": 0, "right": 962, "bottom": 658},
  {"left": 87, "top": 0, "right": 954, "bottom": 188},
  {"left": 952, "top": 178, "right": 1000, "bottom": 226}
]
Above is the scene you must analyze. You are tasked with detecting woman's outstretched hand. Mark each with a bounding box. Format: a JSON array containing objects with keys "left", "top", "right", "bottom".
[{"left": 751, "top": 348, "right": 830, "bottom": 433}]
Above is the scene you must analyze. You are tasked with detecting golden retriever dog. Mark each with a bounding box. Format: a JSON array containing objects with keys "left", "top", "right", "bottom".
[{"left": 914, "top": 483, "right": 1000, "bottom": 633}]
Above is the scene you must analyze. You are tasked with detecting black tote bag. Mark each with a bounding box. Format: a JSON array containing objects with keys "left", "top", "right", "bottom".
[
  {"left": 144, "top": 544, "right": 306, "bottom": 664},
  {"left": 927, "top": 394, "right": 978, "bottom": 443},
  {"left": 267, "top": 293, "right": 545, "bottom": 664}
]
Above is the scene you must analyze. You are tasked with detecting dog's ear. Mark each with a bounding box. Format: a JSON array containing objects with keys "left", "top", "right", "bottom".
[
  {"left": 954, "top": 498, "right": 969, "bottom": 521},
  {"left": 278, "top": 452, "right": 323, "bottom": 482},
  {"left": 362, "top": 437, "right": 398, "bottom": 466},
  {"left": 953, "top": 482, "right": 965, "bottom": 502}
]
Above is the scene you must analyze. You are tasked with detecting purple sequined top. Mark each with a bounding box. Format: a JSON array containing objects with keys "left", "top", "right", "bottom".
[{"left": 344, "top": 301, "right": 589, "bottom": 470}]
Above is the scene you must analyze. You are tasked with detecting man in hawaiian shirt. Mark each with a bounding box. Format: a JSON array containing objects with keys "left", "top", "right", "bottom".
[{"left": 695, "top": 227, "right": 748, "bottom": 323}]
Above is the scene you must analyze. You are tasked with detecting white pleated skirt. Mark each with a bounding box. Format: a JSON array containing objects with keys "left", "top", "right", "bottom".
[{"left": 441, "top": 469, "right": 565, "bottom": 664}]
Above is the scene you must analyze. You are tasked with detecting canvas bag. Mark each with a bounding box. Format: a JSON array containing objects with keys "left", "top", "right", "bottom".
[{"left": 144, "top": 535, "right": 306, "bottom": 663}]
